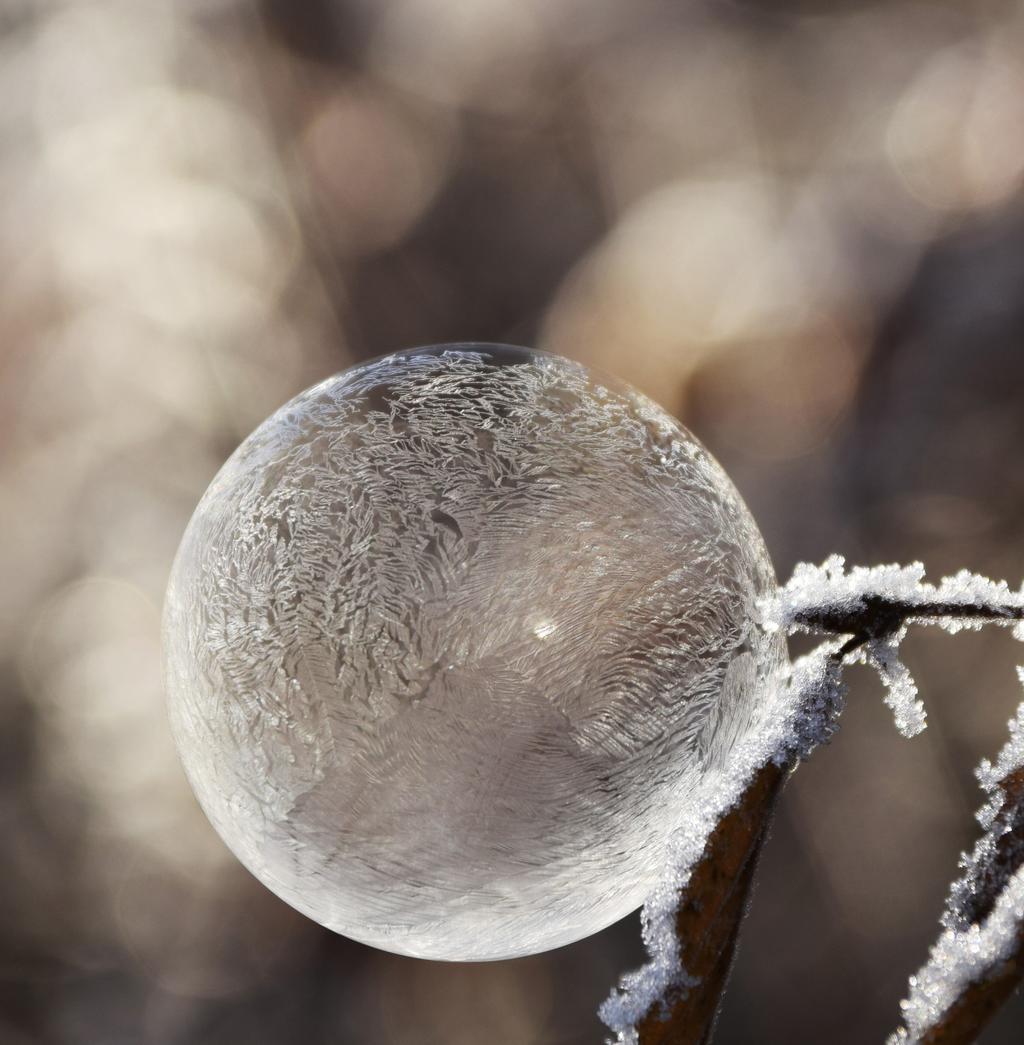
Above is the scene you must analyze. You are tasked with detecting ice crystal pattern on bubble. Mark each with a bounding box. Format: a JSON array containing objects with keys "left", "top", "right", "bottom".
[{"left": 162, "top": 344, "right": 782, "bottom": 960}]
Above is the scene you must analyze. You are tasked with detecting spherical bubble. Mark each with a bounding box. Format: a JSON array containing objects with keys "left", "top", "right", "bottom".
[{"left": 163, "top": 344, "right": 782, "bottom": 960}]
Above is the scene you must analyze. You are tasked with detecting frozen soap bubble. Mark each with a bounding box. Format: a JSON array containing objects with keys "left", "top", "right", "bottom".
[{"left": 163, "top": 344, "right": 782, "bottom": 960}]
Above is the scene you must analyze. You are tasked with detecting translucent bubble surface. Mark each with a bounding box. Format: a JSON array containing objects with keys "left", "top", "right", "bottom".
[{"left": 163, "top": 344, "right": 782, "bottom": 960}]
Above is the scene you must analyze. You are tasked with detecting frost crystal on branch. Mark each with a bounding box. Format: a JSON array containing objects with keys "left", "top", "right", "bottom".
[
  {"left": 890, "top": 696, "right": 1024, "bottom": 1044},
  {"left": 769, "top": 556, "right": 1024, "bottom": 737},
  {"left": 949, "top": 689, "right": 1024, "bottom": 933}
]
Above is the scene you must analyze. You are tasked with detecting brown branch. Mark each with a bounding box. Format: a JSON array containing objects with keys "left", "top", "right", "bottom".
[
  {"left": 627, "top": 583, "right": 1024, "bottom": 1045},
  {"left": 634, "top": 761, "right": 786, "bottom": 1045},
  {"left": 791, "top": 594, "right": 1024, "bottom": 657}
]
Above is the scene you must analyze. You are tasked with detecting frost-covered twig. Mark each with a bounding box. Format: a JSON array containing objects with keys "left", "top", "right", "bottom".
[
  {"left": 607, "top": 760, "right": 786, "bottom": 1045},
  {"left": 773, "top": 556, "right": 1024, "bottom": 738},
  {"left": 602, "top": 559, "right": 1024, "bottom": 1045},
  {"left": 889, "top": 696, "right": 1024, "bottom": 1045}
]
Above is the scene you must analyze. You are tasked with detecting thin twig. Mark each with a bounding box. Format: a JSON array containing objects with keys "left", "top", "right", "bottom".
[{"left": 792, "top": 594, "right": 1024, "bottom": 657}]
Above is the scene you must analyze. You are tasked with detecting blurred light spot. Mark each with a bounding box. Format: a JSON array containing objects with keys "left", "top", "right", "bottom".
[
  {"left": 370, "top": 0, "right": 546, "bottom": 113},
  {"left": 583, "top": 36, "right": 758, "bottom": 209},
  {"left": 542, "top": 177, "right": 830, "bottom": 403},
  {"left": 33, "top": 1, "right": 178, "bottom": 130},
  {"left": 22, "top": 575, "right": 229, "bottom": 877},
  {"left": 303, "top": 86, "right": 455, "bottom": 253},
  {"left": 693, "top": 331, "right": 861, "bottom": 460},
  {"left": 887, "top": 40, "right": 1024, "bottom": 212},
  {"left": 50, "top": 174, "right": 290, "bottom": 330},
  {"left": 963, "top": 43, "right": 1024, "bottom": 207}
]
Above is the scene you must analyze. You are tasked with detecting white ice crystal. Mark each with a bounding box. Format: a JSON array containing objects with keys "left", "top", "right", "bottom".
[
  {"left": 891, "top": 695, "right": 1024, "bottom": 1043},
  {"left": 889, "top": 869, "right": 1024, "bottom": 1045},
  {"left": 163, "top": 343, "right": 784, "bottom": 961},
  {"left": 862, "top": 637, "right": 923, "bottom": 738}
]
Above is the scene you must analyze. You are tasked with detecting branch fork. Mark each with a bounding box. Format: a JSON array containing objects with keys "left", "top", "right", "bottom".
[{"left": 603, "top": 558, "right": 1024, "bottom": 1045}]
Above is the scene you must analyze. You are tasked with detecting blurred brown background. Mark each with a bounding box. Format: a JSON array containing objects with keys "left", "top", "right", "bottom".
[{"left": 3, "top": 0, "right": 1024, "bottom": 1042}]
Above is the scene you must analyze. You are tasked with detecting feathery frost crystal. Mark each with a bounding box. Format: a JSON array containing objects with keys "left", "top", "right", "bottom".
[{"left": 163, "top": 344, "right": 782, "bottom": 960}]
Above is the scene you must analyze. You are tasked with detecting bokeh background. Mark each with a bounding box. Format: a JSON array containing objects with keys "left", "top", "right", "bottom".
[{"left": 3, "top": 0, "right": 1024, "bottom": 1042}]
